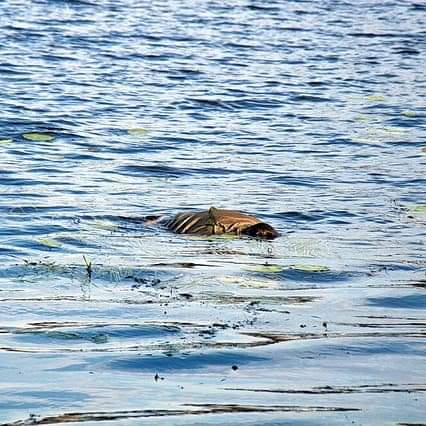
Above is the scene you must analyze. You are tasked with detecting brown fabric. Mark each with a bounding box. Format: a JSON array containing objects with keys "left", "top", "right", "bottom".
[{"left": 166, "top": 207, "right": 261, "bottom": 236}]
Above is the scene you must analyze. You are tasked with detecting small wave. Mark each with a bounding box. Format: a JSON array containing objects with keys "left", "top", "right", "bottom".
[
  {"left": 116, "top": 164, "right": 272, "bottom": 178},
  {"left": 178, "top": 97, "right": 283, "bottom": 112},
  {"left": 269, "top": 175, "right": 329, "bottom": 187},
  {"left": 290, "top": 94, "right": 336, "bottom": 103}
]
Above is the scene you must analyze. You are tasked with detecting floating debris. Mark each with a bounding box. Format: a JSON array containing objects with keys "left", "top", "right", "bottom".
[
  {"left": 246, "top": 263, "right": 330, "bottom": 273},
  {"left": 37, "top": 237, "right": 62, "bottom": 248},
  {"left": 247, "top": 264, "right": 284, "bottom": 273},
  {"left": 22, "top": 132, "right": 55, "bottom": 142},
  {"left": 401, "top": 111, "right": 416, "bottom": 118},
  {"left": 288, "top": 264, "right": 330, "bottom": 273},
  {"left": 366, "top": 95, "right": 386, "bottom": 102},
  {"left": 408, "top": 204, "right": 426, "bottom": 214},
  {"left": 92, "top": 220, "right": 119, "bottom": 231},
  {"left": 127, "top": 128, "right": 148, "bottom": 136}
]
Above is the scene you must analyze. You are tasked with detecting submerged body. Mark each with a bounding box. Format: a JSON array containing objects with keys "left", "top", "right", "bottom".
[{"left": 165, "top": 207, "right": 279, "bottom": 240}]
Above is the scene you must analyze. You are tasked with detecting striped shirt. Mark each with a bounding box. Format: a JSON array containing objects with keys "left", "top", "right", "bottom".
[{"left": 166, "top": 207, "right": 261, "bottom": 236}]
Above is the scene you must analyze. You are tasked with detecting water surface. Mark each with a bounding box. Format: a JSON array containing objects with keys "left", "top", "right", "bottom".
[{"left": 0, "top": 0, "right": 425, "bottom": 424}]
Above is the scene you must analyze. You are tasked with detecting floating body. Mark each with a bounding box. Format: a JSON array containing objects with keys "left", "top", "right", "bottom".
[{"left": 165, "top": 207, "right": 279, "bottom": 240}]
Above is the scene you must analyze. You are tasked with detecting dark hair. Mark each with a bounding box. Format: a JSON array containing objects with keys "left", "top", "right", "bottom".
[{"left": 242, "top": 223, "right": 279, "bottom": 240}]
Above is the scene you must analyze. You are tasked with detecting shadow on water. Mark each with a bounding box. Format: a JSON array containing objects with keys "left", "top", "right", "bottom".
[
  {"left": 367, "top": 294, "right": 426, "bottom": 309},
  {"left": 8, "top": 323, "right": 182, "bottom": 346},
  {"left": 0, "top": 390, "right": 90, "bottom": 411},
  {"left": 109, "top": 351, "right": 267, "bottom": 373},
  {"left": 259, "top": 268, "right": 356, "bottom": 283}
]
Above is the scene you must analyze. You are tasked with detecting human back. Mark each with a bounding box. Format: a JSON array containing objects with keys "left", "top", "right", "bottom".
[{"left": 166, "top": 207, "right": 278, "bottom": 239}]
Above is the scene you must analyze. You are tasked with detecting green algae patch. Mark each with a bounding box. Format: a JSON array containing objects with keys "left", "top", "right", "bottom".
[
  {"left": 220, "top": 276, "right": 280, "bottom": 289},
  {"left": 93, "top": 220, "right": 119, "bottom": 231},
  {"left": 408, "top": 205, "right": 426, "bottom": 214},
  {"left": 212, "top": 233, "right": 239, "bottom": 240},
  {"left": 354, "top": 114, "right": 380, "bottom": 123},
  {"left": 288, "top": 264, "right": 330, "bottom": 273},
  {"left": 401, "top": 111, "right": 416, "bottom": 118},
  {"left": 127, "top": 128, "right": 148, "bottom": 136},
  {"left": 22, "top": 132, "right": 55, "bottom": 142},
  {"left": 198, "top": 233, "right": 239, "bottom": 241},
  {"left": 37, "top": 237, "right": 62, "bottom": 248},
  {"left": 381, "top": 126, "right": 406, "bottom": 135},
  {"left": 366, "top": 95, "right": 386, "bottom": 102},
  {"left": 247, "top": 264, "right": 284, "bottom": 273},
  {"left": 247, "top": 263, "right": 330, "bottom": 274}
]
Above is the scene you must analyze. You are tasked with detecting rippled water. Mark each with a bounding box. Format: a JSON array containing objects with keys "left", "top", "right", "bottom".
[{"left": 0, "top": 0, "right": 425, "bottom": 424}]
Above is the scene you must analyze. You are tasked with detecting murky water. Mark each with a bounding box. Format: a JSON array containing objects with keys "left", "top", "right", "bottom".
[{"left": 0, "top": 0, "right": 425, "bottom": 424}]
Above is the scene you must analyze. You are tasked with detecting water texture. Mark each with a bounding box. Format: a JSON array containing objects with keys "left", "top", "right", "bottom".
[{"left": 0, "top": 0, "right": 425, "bottom": 424}]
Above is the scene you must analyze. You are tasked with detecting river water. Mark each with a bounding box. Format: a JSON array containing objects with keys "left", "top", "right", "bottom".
[{"left": 0, "top": 0, "right": 425, "bottom": 424}]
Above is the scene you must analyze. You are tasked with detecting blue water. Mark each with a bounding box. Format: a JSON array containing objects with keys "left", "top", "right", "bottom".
[{"left": 0, "top": 0, "right": 425, "bottom": 424}]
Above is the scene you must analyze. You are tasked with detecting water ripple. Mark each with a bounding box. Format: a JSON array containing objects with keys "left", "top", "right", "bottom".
[{"left": 0, "top": 0, "right": 425, "bottom": 424}]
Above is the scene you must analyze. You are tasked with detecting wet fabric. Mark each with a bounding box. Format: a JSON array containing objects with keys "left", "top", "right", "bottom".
[{"left": 166, "top": 207, "right": 262, "bottom": 236}]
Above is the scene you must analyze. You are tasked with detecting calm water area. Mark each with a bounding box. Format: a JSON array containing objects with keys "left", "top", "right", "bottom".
[{"left": 0, "top": 0, "right": 425, "bottom": 424}]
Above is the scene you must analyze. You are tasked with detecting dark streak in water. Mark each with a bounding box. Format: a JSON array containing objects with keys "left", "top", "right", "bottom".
[
  {"left": 243, "top": 331, "right": 426, "bottom": 344},
  {"left": 333, "top": 321, "right": 426, "bottom": 328},
  {"left": 1, "top": 329, "right": 425, "bottom": 354},
  {"left": 224, "top": 383, "right": 426, "bottom": 395},
  {"left": 0, "top": 320, "right": 222, "bottom": 334},
  {"left": 2, "top": 404, "right": 360, "bottom": 425},
  {"left": 115, "top": 164, "right": 273, "bottom": 177}
]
